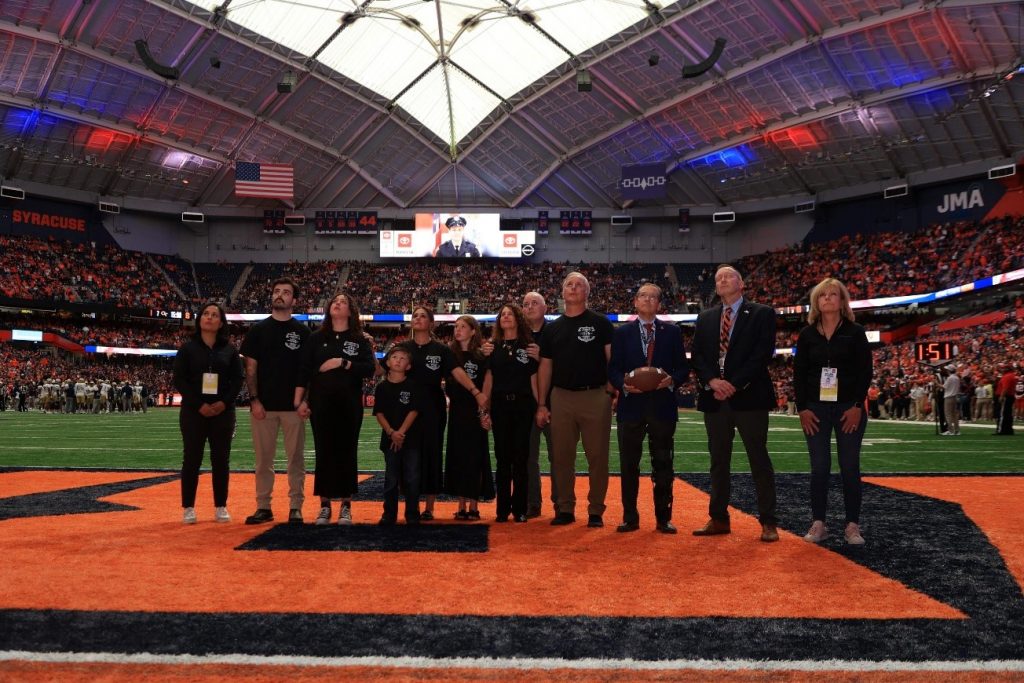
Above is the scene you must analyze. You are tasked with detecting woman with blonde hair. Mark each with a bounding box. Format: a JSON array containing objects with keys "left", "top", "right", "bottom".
[{"left": 793, "top": 278, "right": 873, "bottom": 545}]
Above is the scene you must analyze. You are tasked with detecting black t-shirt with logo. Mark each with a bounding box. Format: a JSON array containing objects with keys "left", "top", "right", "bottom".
[
  {"left": 373, "top": 377, "right": 423, "bottom": 451},
  {"left": 400, "top": 339, "right": 455, "bottom": 401},
  {"left": 301, "top": 328, "right": 375, "bottom": 408},
  {"left": 540, "top": 308, "right": 613, "bottom": 390},
  {"left": 490, "top": 340, "right": 538, "bottom": 396},
  {"left": 445, "top": 350, "right": 489, "bottom": 409},
  {"left": 240, "top": 316, "right": 311, "bottom": 411}
]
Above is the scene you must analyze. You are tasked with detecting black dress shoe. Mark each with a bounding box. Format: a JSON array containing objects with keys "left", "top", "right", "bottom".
[
  {"left": 495, "top": 515, "right": 510, "bottom": 523},
  {"left": 525, "top": 508, "right": 541, "bottom": 519},
  {"left": 244, "top": 509, "right": 274, "bottom": 525},
  {"left": 656, "top": 521, "right": 678, "bottom": 534},
  {"left": 420, "top": 510, "right": 434, "bottom": 521},
  {"left": 288, "top": 509, "right": 303, "bottom": 524},
  {"left": 616, "top": 521, "right": 640, "bottom": 533},
  {"left": 587, "top": 514, "right": 604, "bottom": 528},
  {"left": 550, "top": 512, "right": 576, "bottom": 526},
  {"left": 513, "top": 514, "right": 528, "bottom": 523}
]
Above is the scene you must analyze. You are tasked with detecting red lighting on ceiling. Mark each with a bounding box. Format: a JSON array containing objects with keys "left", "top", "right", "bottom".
[
  {"left": 84, "top": 128, "right": 130, "bottom": 152},
  {"left": 770, "top": 126, "right": 820, "bottom": 150}
]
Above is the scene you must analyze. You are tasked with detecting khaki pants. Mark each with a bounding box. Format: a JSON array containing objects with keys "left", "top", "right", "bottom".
[
  {"left": 251, "top": 410, "right": 306, "bottom": 510},
  {"left": 549, "top": 387, "right": 612, "bottom": 517}
]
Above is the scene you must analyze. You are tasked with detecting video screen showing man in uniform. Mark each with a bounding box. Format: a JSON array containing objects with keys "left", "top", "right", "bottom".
[{"left": 434, "top": 216, "right": 481, "bottom": 258}]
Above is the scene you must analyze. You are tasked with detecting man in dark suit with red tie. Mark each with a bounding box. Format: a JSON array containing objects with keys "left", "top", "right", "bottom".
[
  {"left": 609, "top": 283, "right": 689, "bottom": 534},
  {"left": 691, "top": 265, "right": 779, "bottom": 542}
]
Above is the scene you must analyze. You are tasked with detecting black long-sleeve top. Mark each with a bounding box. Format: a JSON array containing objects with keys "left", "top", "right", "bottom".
[
  {"left": 793, "top": 318, "right": 873, "bottom": 411},
  {"left": 300, "top": 328, "right": 375, "bottom": 408},
  {"left": 172, "top": 336, "right": 244, "bottom": 411}
]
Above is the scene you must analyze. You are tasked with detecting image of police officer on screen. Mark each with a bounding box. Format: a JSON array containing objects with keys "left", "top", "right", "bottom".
[{"left": 434, "top": 216, "right": 481, "bottom": 258}]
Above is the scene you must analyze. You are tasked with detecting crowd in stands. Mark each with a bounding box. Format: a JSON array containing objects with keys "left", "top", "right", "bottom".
[
  {"left": 735, "top": 216, "right": 1024, "bottom": 307},
  {"left": 342, "top": 260, "right": 674, "bottom": 314},
  {"left": 230, "top": 260, "right": 342, "bottom": 313},
  {"left": 0, "top": 235, "right": 188, "bottom": 310},
  {"left": 1, "top": 313, "right": 193, "bottom": 349}
]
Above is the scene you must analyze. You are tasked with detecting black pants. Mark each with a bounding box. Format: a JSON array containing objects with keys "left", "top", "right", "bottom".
[
  {"left": 383, "top": 446, "right": 420, "bottom": 522},
  {"left": 310, "top": 397, "right": 362, "bottom": 499},
  {"left": 492, "top": 395, "right": 535, "bottom": 518},
  {"left": 996, "top": 396, "right": 1015, "bottom": 435},
  {"left": 702, "top": 406, "right": 777, "bottom": 525},
  {"left": 179, "top": 407, "right": 235, "bottom": 508},
  {"left": 617, "top": 418, "right": 676, "bottom": 525}
]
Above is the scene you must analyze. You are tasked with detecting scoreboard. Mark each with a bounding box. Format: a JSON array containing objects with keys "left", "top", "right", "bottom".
[{"left": 314, "top": 210, "right": 378, "bottom": 235}]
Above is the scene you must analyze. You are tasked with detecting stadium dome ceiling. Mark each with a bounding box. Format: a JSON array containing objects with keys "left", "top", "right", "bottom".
[{"left": 0, "top": 0, "right": 1021, "bottom": 213}]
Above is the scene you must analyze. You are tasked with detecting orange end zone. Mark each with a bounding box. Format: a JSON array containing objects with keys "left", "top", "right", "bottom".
[{"left": 1, "top": 471, "right": 963, "bottom": 620}]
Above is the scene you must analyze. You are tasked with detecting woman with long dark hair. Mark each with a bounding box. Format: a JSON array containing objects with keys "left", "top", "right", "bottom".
[
  {"left": 401, "top": 305, "right": 488, "bottom": 519},
  {"left": 488, "top": 304, "right": 538, "bottom": 523},
  {"left": 301, "top": 292, "right": 376, "bottom": 525},
  {"left": 444, "top": 315, "right": 495, "bottom": 519},
  {"left": 173, "top": 302, "right": 244, "bottom": 524}
]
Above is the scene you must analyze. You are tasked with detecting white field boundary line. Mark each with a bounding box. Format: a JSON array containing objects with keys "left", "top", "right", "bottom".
[{"left": 1, "top": 651, "right": 1023, "bottom": 672}]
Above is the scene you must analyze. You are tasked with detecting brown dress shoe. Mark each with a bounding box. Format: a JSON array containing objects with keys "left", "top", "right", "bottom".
[
  {"left": 692, "top": 518, "right": 731, "bottom": 536},
  {"left": 760, "top": 523, "right": 780, "bottom": 542}
]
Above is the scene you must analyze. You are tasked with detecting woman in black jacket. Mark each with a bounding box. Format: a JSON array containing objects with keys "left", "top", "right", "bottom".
[
  {"left": 794, "top": 278, "right": 872, "bottom": 546},
  {"left": 173, "top": 302, "right": 244, "bottom": 524}
]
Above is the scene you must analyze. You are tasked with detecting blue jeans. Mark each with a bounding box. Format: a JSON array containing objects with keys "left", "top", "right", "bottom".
[{"left": 804, "top": 401, "right": 866, "bottom": 524}]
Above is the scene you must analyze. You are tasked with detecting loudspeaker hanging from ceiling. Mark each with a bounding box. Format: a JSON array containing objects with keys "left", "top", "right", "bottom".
[
  {"left": 681, "top": 38, "right": 726, "bottom": 78},
  {"left": 134, "top": 39, "right": 180, "bottom": 80}
]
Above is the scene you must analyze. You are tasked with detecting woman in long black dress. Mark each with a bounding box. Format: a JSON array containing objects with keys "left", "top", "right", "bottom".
[
  {"left": 401, "top": 306, "right": 487, "bottom": 519},
  {"left": 487, "top": 304, "right": 538, "bottom": 523},
  {"left": 444, "top": 315, "right": 495, "bottom": 519},
  {"left": 301, "top": 292, "right": 376, "bottom": 525}
]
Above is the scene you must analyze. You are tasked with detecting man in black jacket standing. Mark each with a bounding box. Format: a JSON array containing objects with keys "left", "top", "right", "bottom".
[{"left": 690, "top": 265, "right": 779, "bottom": 542}]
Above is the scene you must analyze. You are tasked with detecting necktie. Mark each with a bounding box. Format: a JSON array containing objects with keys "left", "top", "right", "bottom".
[
  {"left": 644, "top": 323, "right": 655, "bottom": 365},
  {"left": 454, "top": 245, "right": 459, "bottom": 256},
  {"left": 719, "top": 306, "right": 732, "bottom": 361}
]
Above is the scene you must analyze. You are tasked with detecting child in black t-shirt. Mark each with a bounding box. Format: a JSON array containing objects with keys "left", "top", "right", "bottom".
[{"left": 373, "top": 347, "right": 422, "bottom": 525}]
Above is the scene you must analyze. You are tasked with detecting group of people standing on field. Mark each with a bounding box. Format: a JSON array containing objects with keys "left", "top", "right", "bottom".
[{"left": 173, "top": 266, "right": 876, "bottom": 546}]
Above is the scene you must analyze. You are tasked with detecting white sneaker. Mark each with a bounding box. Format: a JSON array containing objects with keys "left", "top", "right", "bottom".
[
  {"left": 803, "top": 520, "right": 828, "bottom": 543},
  {"left": 214, "top": 506, "right": 231, "bottom": 523},
  {"left": 941, "top": 431, "right": 953, "bottom": 436},
  {"left": 183, "top": 507, "right": 197, "bottom": 525},
  {"left": 314, "top": 506, "right": 331, "bottom": 525},
  {"left": 338, "top": 505, "right": 353, "bottom": 525},
  {"left": 845, "top": 522, "right": 865, "bottom": 545}
]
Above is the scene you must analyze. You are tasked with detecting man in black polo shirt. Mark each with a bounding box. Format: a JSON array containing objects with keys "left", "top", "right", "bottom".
[{"left": 536, "top": 272, "right": 614, "bottom": 527}]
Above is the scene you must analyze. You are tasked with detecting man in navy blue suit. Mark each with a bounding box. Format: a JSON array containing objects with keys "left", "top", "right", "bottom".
[
  {"left": 690, "top": 265, "right": 779, "bottom": 542},
  {"left": 608, "top": 283, "right": 689, "bottom": 534}
]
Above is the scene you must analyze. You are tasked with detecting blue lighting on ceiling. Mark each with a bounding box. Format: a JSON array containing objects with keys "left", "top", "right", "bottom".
[
  {"left": 3, "top": 108, "right": 58, "bottom": 136},
  {"left": 689, "top": 144, "right": 755, "bottom": 169}
]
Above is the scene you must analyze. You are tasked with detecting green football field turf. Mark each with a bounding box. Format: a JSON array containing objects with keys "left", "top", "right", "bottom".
[{"left": 1, "top": 408, "right": 1020, "bottom": 473}]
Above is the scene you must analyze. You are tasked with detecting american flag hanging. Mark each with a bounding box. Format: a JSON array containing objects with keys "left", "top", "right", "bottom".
[{"left": 234, "top": 162, "right": 294, "bottom": 199}]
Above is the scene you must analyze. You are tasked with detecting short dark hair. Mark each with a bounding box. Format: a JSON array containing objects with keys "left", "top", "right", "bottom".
[{"left": 271, "top": 277, "right": 299, "bottom": 299}]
